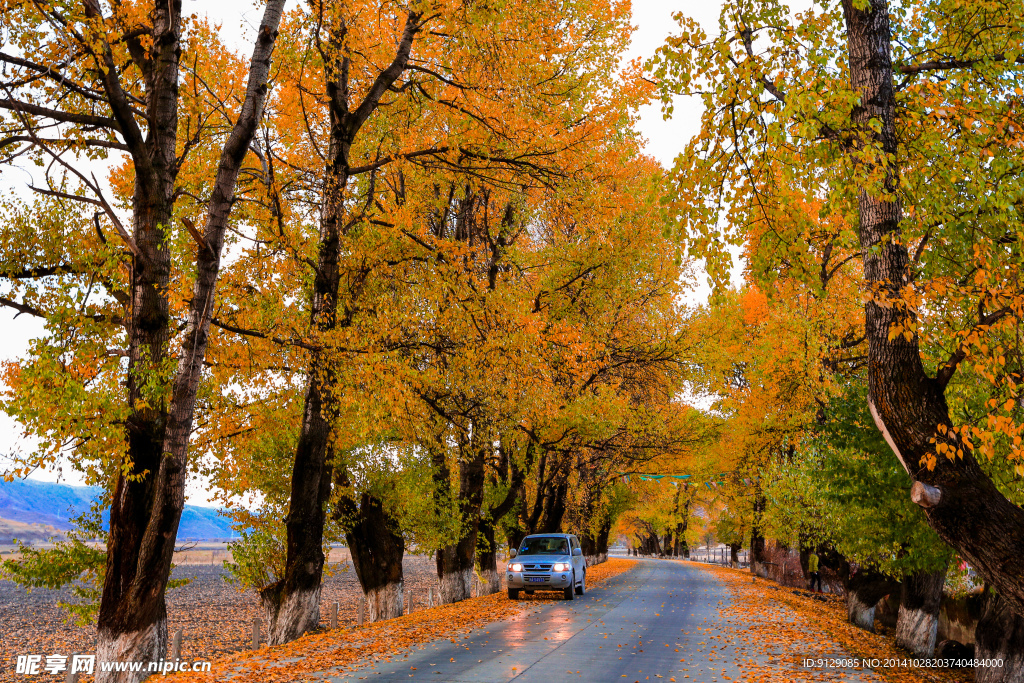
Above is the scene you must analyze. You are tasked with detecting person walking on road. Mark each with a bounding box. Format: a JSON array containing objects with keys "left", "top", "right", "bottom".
[{"left": 808, "top": 551, "right": 822, "bottom": 593}]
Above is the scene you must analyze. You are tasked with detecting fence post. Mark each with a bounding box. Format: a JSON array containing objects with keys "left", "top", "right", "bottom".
[
  {"left": 171, "top": 628, "right": 182, "bottom": 660},
  {"left": 428, "top": 587, "right": 433, "bottom": 608},
  {"left": 252, "top": 618, "right": 262, "bottom": 649},
  {"left": 357, "top": 596, "right": 365, "bottom": 626},
  {"left": 331, "top": 601, "right": 338, "bottom": 629}
]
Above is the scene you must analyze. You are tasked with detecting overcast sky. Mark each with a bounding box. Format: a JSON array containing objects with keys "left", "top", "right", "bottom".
[{"left": 0, "top": 0, "right": 727, "bottom": 504}]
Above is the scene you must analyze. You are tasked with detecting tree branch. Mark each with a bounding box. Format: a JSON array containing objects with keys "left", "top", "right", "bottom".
[
  {"left": 0, "top": 98, "right": 119, "bottom": 130},
  {"left": 348, "top": 146, "right": 448, "bottom": 174},
  {"left": 2, "top": 264, "right": 80, "bottom": 279},
  {"left": 211, "top": 317, "right": 317, "bottom": 351},
  {"left": 0, "top": 296, "right": 46, "bottom": 318},
  {"left": 898, "top": 52, "right": 1024, "bottom": 75},
  {"left": 935, "top": 306, "right": 1012, "bottom": 389}
]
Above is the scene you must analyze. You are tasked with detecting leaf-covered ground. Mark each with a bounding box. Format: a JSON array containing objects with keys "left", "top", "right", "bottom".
[
  {"left": 693, "top": 562, "right": 969, "bottom": 683},
  {"left": 0, "top": 554, "right": 443, "bottom": 682},
  {"left": 163, "top": 558, "right": 638, "bottom": 683}
]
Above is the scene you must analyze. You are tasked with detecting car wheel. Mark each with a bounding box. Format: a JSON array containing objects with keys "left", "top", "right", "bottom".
[
  {"left": 508, "top": 588, "right": 519, "bottom": 600},
  {"left": 564, "top": 573, "right": 575, "bottom": 601},
  {"left": 575, "top": 570, "right": 586, "bottom": 596}
]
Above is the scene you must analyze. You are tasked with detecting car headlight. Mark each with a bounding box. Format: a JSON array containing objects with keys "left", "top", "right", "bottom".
[
  {"left": 511, "top": 563, "right": 523, "bottom": 572},
  {"left": 553, "top": 563, "right": 568, "bottom": 572}
]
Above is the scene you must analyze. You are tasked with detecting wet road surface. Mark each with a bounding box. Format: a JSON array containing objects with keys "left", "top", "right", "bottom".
[{"left": 320, "top": 559, "right": 821, "bottom": 683}]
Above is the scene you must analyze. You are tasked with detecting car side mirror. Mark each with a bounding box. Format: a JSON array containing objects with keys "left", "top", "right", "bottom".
[
  {"left": 573, "top": 548, "right": 583, "bottom": 557},
  {"left": 510, "top": 549, "right": 517, "bottom": 558}
]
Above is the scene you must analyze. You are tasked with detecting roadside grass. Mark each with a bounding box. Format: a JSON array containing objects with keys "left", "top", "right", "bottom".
[
  {"left": 165, "top": 558, "right": 637, "bottom": 682},
  {"left": 694, "top": 562, "right": 968, "bottom": 683}
]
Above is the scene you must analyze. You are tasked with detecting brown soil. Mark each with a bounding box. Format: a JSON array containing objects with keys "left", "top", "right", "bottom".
[{"left": 0, "top": 553, "right": 444, "bottom": 682}]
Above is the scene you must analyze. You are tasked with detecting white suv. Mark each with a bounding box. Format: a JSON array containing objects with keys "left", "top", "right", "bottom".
[{"left": 506, "top": 533, "right": 587, "bottom": 600}]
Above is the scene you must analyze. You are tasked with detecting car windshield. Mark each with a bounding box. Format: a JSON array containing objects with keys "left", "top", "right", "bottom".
[{"left": 519, "top": 537, "right": 568, "bottom": 555}]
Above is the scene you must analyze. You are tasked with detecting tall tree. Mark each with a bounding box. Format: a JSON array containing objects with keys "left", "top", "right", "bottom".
[
  {"left": 0, "top": 0, "right": 286, "bottom": 677},
  {"left": 652, "top": 1, "right": 1024, "bottom": 665}
]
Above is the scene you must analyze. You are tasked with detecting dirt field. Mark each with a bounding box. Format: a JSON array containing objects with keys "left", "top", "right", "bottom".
[{"left": 0, "top": 553, "right": 447, "bottom": 682}]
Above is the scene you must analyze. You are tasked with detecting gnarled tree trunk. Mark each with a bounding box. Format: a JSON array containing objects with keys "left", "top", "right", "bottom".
[
  {"left": 436, "top": 441, "right": 486, "bottom": 604},
  {"left": 895, "top": 566, "right": 946, "bottom": 657},
  {"left": 342, "top": 489, "right": 405, "bottom": 622},
  {"left": 476, "top": 486, "right": 519, "bottom": 595},
  {"left": 845, "top": 567, "right": 900, "bottom": 632},
  {"left": 975, "top": 590, "right": 1024, "bottom": 683},
  {"left": 842, "top": 0, "right": 1024, "bottom": 620}
]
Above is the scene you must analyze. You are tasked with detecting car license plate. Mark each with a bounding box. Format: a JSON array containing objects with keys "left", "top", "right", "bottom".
[{"left": 527, "top": 577, "right": 545, "bottom": 582}]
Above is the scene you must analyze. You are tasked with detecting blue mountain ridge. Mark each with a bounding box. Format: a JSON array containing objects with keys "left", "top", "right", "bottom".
[{"left": 0, "top": 478, "right": 238, "bottom": 540}]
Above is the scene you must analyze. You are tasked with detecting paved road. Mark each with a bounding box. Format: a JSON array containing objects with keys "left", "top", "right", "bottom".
[{"left": 321, "top": 559, "right": 872, "bottom": 683}]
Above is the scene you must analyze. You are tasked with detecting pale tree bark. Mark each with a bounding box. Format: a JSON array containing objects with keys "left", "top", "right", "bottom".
[
  {"left": 975, "top": 589, "right": 1024, "bottom": 683},
  {"left": 844, "top": 567, "right": 899, "bottom": 632},
  {"left": 841, "top": 0, "right": 1024, "bottom": 647},
  {"left": 260, "top": 10, "right": 422, "bottom": 645},
  {"left": 894, "top": 566, "right": 947, "bottom": 657},
  {"left": 92, "top": 2, "right": 287, "bottom": 680},
  {"left": 435, "top": 439, "right": 487, "bottom": 604},
  {"left": 339, "top": 488, "right": 406, "bottom": 622}
]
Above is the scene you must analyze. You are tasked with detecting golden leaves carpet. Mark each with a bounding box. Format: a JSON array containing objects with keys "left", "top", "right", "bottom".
[
  {"left": 692, "top": 562, "right": 968, "bottom": 683},
  {"left": 163, "top": 558, "right": 637, "bottom": 682}
]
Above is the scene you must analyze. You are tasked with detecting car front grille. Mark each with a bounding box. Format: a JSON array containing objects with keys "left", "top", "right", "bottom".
[{"left": 522, "top": 564, "right": 553, "bottom": 570}]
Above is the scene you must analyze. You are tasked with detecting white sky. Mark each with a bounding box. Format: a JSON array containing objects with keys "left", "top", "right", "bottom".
[{"left": 0, "top": 0, "right": 728, "bottom": 505}]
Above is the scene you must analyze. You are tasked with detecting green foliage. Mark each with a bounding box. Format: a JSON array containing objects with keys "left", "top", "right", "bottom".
[
  {"left": 765, "top": 383, "right": 953, "bottom": 577},
  {"left": 1, "top": 505, "right": 192, "bottom": 624},
  {"left": 224, "top": 520, "right": 288, "bottom": 592},
  {"left": 1, "top": 508, "right": 105, "bottom": 626}
]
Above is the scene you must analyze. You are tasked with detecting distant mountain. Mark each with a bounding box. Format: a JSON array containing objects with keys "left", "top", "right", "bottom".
[{"left": 0, "top": 479, "right": 238, "bottom": 541}]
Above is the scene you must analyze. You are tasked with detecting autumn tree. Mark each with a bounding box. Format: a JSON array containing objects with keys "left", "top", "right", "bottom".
[
  {"left": 653, "top": 0, "right": 1024, "bottom": 671},
  {"left": 0, "top": 0, "right": 287, "bottom": 677}
]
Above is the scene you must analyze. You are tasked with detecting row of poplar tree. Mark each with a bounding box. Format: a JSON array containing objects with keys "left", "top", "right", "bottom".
[{"left": 3, "top": 0, "right": 1024, "bottom": 680}]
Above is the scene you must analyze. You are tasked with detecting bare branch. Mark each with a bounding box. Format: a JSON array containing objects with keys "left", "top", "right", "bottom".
[
  {"left": 348, "top": 146, "right": 448, "bottom": 174},
  {"left": 211, "top": 317, "right": 317, "bottom": 351},
  {"left": 0, "top": 98, "right": 119, "bottom": 130},
  {"left": 0, "top": 296, "right": 46, "bottom": 318},
  {"left": 898, "top": 52, "right": 1024, "bottom": 75}
]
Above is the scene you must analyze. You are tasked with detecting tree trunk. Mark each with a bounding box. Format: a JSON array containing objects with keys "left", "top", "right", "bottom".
[
  {"left": 663, "top": 533, "right": 673, "bottom": 558},
  {"left": 436, "top": 442, "right": 486, "bottom": 604},
  {"left": 842, "top": 0, "right": 1024, "bottom": 618},
  {"left": 845, "top": 567, "right": 900, "bottom": 632},
  {"left": 895, "top": 566, "right": 946, "bottom": 657},
  {"left": 259, "top": 361, "right": 336, "bottom": 643},
  {"left": 343, "top": 491, "right": 405, "bottom": 622},
  {"left": 477, "top": 479, "right": 518, "bottom": 596},
  {"left": 647, "top": 533, "right": 662, "bottom": 556},
  {"left": 537, "top": 479, "right": 568, "bottom": 534},
  {"left": 263, "top": 12, "right": 421, "bottom": 645},
  {"left": 673, "top": 524, "right": 689, "bottom": 559},
  {"left": 729, "top": 542, "right": 740, "bottom": 568},
  {"left": 476, "top": 445, "right": 522, "bottom": 595},
  {"left": 95, "top": 3, "right": 285, "bottom": 678},
  {"left": 750, "top": 494, "right": 768, "bottom": 577},
  {"left": 476, "top": 517, "right": 501, "bottom": 595},
  {"left": 595, "top": 519, "right": 612, "bottom": 564},
  {"left": 975, "top": 590, "right": 1024, "bottom": 683}
]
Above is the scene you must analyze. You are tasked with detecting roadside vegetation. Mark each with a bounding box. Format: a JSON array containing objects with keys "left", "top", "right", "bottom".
[{"left": 1, "top": 0, "right": 1022, "bottom": 680}]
